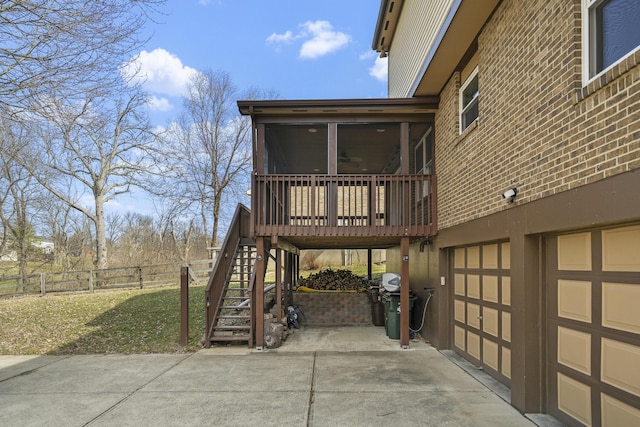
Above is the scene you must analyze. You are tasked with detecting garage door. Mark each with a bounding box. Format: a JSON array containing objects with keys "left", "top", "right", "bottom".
[
  {"left": 548, "top": 225, "right": 640, "bottom": 427},
  {"left": 452, "top": 242, "right": 511, "bottom": 385}
]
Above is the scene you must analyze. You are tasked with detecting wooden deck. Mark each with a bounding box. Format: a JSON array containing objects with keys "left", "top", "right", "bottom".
[{"left": 252, "top": 174, "right": 436, "bottom": 248}]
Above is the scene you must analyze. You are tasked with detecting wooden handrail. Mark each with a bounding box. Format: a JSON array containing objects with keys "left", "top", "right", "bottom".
[
  {"left": 247, "top": 261, "right": 257, "bottom": 293},
  {"left": 204, "top": 204, "right": 251, "bottom": 346}
]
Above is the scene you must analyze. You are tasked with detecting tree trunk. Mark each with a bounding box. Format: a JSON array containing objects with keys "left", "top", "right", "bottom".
[
  {"left": 211, "top": 196, "right": 222, "bottom": 248},
  {"left": 94, "top": 196, "right": 108, "bottom": 269}
]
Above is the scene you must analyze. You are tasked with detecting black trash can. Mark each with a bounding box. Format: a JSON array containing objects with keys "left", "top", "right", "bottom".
[{"left": 369, "top": 286, "right": 385, "bottom": 326}]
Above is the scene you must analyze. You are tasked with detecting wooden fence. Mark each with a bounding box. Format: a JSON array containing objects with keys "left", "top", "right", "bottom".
[{"left": 0, "top": 259, "right": 215, "bottom": 298}]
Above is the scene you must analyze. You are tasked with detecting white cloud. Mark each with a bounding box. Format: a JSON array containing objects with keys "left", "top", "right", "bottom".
[
  {"left": 369, "top": 56, "right": 388, "bottom": 82},
  {"left": 146, "top": 96, "right": 173, "bottom": 112},
  {"left": 359, "top": 50, "right": 377, "bottom": 61},
  {"left": 299, "top": 21, "right": 350, "bottom": 59},
  {"left": 122, "top": 48, "right": 199, "bottom": 97},
  {"left": 266, "top": 30, "right": 295, "bottom": 44},
  {"left": 266, "top": 20, "right": 351, "bottom": 59}
]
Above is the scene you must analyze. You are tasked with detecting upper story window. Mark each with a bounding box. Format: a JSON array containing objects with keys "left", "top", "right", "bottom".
[
  {"left": 584, "top": 0, "right": 640, "bottom": 82},
  {"left": 460, "top": 67, "right": 479, "bottom": 133}
]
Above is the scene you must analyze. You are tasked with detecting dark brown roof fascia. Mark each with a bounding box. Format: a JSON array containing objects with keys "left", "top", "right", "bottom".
[
  {"left": 237, "top": 97, "right": 438, "bottom": 116},
  {"left": 372, "top": 0, "right": 405, "bottom": 53}
]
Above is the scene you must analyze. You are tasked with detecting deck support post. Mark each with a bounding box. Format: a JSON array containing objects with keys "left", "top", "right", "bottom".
[
  {"left": 180, "top": 266, "right": 189, "bottom": 346},
  {"left": 255, "top": 237, "right": 265, "bottom": 349},
  {"left": 400, "top": 237, "right": 410, "bottom": 348},
  {"left": 367, "top": 249, "right": 373, "bottom": 280},
  {"left": 275, "top": 245, "right": 282, "bottom": 323},
  {"left": 284, "top": 252, "right": 293, "bottom": 306}
]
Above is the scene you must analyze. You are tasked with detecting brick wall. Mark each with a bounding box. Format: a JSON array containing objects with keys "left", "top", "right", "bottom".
[
  {"left": 292, "top": 292, "right": 372, "bottom": 326},
  {"left": 435, "top": 0, "right": 640, "bottom": 229}
]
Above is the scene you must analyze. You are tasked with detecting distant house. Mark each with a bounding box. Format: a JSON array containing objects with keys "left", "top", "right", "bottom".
[
  {"left": 0, "top": 238, "right": 54, "bottom": 260},
  {"left": 0, "top": 251, "right": 17, "bottom": 262},
  {"left": 32, "top": 239, "right": 54, "bottom": 255},
  {"left": 205, "top": 1, "right": 640, "bottom": 425}
]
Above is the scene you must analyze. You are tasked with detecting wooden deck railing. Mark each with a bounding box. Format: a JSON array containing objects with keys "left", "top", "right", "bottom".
[
  {"left": 254, "top": 174, "right": 436, "bottom": 238},
  {"left": 204, "top": 204, "right": 251, "bottom": 345}
]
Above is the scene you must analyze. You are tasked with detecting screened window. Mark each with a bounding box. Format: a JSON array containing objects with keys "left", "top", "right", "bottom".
[
  {"left": 585, "top": 0, "right": 640, "bottom": 80},
  {"left": 460, "top": 68, "right": 478, "bottom": 133}
]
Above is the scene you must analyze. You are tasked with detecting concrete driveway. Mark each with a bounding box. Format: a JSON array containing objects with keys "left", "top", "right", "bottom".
[{"left": 0, "top": 327, "right": 546, "bottom": 426}]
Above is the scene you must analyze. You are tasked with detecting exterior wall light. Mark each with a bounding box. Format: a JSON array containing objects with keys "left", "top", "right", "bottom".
[{"left": 502, "top": 188, "right": 518, "bottom": 204}]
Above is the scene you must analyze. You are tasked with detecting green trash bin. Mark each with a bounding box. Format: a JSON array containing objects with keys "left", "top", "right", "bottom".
[{"left": 383, "top": 293, "right": 416, "bottom": 339}]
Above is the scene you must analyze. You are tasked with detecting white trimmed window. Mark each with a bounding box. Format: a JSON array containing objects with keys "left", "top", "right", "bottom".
[
  {"left": 583, "top": 0, "right": 640, "bottom": 83},
  {"left": 460, "top": 67, "right": 478, "bottom": 133}
]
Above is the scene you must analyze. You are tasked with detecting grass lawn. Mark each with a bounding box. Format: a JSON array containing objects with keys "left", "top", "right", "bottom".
[
  {"left": 0, "top": 264, "right": 386, "bottom": 355},
  {"left": 0, "top": 285, "right": 206, "bottom": 355}
]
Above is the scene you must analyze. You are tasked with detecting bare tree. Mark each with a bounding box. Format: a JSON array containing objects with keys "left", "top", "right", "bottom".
[
  {"left": 14, "top": 91, "right": 158, "bottom": 269},
  {"left": 162, "top": 70, "right": 264, "bottom": 247},
  {"left": 38, "top": 193, "right": 86, "bottom": 271},
  {"left": 0, "top": 0, "right": 164, "bottom": 115},
  {"left": 0, "top": 116, "right": 42, "bottom": 284}
]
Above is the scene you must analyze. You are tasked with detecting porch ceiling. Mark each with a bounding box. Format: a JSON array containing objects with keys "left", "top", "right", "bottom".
[{"left": 281, "top": 235, "right": 409, "bottom": 250}]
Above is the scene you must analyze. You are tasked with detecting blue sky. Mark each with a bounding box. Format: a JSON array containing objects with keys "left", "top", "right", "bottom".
[
  {"left": 129, "top": 0, "right": 388, "bottom": 126},
  {"left": 111, "top": 0, "right": 388, "bottom": 218}
]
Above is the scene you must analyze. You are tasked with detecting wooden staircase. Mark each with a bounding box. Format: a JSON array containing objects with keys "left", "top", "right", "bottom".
[
  {"left": 205, "top": 204, "right": 258, "bottom": 347},
  {"left": 208, "top": 241, "right": 255, "bottom": 344}
]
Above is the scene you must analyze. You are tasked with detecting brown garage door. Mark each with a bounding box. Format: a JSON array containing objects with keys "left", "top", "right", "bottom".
[
  {"left": 548, "top": 225, "right": 640, "bottom": 427},
  {"left": 452, "top": 242, "right": 512, "bottom": 385}
]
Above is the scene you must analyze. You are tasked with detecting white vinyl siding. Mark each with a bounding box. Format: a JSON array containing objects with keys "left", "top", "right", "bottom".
[{"left": 388, "top": 0, "right": 455, "bottom": 98}]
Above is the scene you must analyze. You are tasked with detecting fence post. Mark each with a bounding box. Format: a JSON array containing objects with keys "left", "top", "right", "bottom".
[
  {"left": 139, "top": 267, "right": 143, "bottom": 289},
  {"left": 89, "top": 270, "right": 94, "bottom": 293},
  {"left": 40, "top": 273, "right": 46, "bottom": 296},
  {"left": 180, "top": 266, "right": 189, "bottom": 346}
]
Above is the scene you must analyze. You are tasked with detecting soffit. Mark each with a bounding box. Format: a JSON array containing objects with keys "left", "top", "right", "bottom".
[{"left": 412, "top": 0, "right": 500, "bottom": 96}]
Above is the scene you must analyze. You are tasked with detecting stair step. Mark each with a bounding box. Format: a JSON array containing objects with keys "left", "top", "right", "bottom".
[
  {"left": 214, "top": 325, "right": 251, "bottom": 331},
  {"left": 220, "top": 305, "right": 250, "bottom": 310},
  {"left": 205, "top": 237, "right": 261, "bottom": 347},
  {"left": 210, "top": 335, "right": 250, "bottom": 342}
]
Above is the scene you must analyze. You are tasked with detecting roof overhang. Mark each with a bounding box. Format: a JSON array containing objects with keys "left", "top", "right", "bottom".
[
  {"left": 371, "top": 0, "right": 405, "bottom": 54},
  {"left": 372, "top": 0, "right": 501, "bottom": 96},
  {"left": 237, "top": 97, "right": 438, "bottom": 118}
]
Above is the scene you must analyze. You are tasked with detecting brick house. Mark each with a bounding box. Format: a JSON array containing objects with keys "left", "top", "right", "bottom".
[
  {"left": 375, "top": 0, "right": 640, "bottom": 425},
  {"left": 204, "top": 1, "right": 639, "bottom": 425}
]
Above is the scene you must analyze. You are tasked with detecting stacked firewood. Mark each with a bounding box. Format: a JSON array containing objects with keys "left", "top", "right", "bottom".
[{"left": 296, "top": 269, "right": 372, "bottom": 291}]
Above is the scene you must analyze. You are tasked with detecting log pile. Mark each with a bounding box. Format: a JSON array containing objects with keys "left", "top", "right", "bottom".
[{"left": 296, "top": 269, "right": 372, "bottom": 291}]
